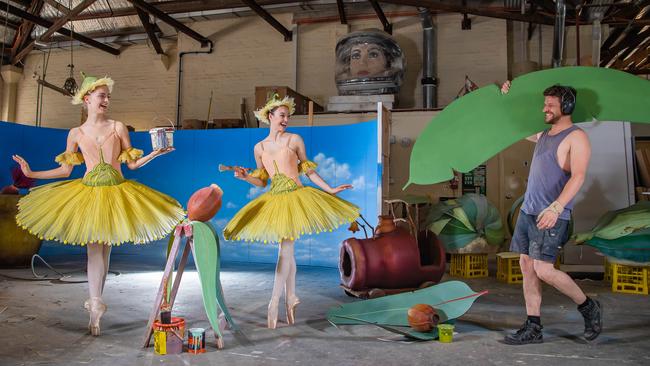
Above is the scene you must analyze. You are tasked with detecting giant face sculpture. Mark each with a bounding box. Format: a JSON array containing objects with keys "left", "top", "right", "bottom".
[{"left": 335, "top": 29, "right": 406, "bottom": 96}]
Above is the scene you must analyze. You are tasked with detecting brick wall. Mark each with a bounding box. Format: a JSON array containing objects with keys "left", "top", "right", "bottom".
[{"left": 12, "top": 11, "right": 510, "bottom": 129}]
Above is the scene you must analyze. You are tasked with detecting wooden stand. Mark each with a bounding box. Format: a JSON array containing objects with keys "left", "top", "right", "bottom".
[{"left": 142, "top": 223, "right": 224, "bottom": 349}]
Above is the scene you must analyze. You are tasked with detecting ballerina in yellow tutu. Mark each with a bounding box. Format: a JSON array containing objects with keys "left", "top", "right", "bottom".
[
  {"left": 12, "top": 73, "right": 185, "bottom": 336},
  {"left": 223, "top": 94, "right": 360, "bottom": 329}
]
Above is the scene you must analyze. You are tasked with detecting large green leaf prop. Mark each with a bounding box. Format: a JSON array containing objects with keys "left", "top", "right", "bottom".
[
  {"left": 426, "top": 193, "right": 504, "bottom": 251},
  {"left": 190, "top": 221, "right": 238, "bottom": 336},
  {"left": 586, "top": 229, "right": 650, "bottom": 264},
  {"left": 327, "top": 280, "right": 486, "bottom": 340},
  {"left": 573, "top": 201, "right": 650, "bottom": 264},
  {"left": 407, "top": 66, "right": 650, "bottom": 187},
  {"left": 574, "top": 201, "right": 650, "bottom": 243}
]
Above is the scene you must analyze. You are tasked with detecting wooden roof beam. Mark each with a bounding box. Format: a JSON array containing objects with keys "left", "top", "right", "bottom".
[
  {"left": 336, "top": 0, "right": 348, "bottom": 24},
  {"left": 127, "top": 0, "right": 211, "bottom": 47},
  {"left": 135, "top": 8, "right": 164, "bottom": 54},
  {"left": 378, "top": 0, "right": 556, "bottom": 25},
  {"left": 4, "top": 1, "right": 120, "bottom": 64},
  {"left": 39, "top": 0, "right": 96, "bottom": 41},
  {"left": 369, "top": 0, "right": 392, "bottom": 34},
  {"left": 241, "top": 0, "right": 293, "bottom": 41}
]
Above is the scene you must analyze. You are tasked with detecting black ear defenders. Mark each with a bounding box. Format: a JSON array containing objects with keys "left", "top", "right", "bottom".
[{"left": 559, "top": 86, "right": 576, "bottom": 115}]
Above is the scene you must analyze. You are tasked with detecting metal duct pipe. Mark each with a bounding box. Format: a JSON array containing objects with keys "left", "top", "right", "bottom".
[
  {"left": 552, "top": 0, "right": 566, "bottom": 68},
  {"left": 418, "top": 8, "right": 437, "bottom": 108},
  {"left": 177, "top": 40, "right": 214, "bottom": 128}
]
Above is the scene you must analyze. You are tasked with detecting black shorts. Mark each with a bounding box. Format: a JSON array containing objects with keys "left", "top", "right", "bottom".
[{"left": 510, "top": 211, "right": 570, "bottom": 263}]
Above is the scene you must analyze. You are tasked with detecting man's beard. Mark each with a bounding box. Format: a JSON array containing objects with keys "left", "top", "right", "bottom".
[{"left": 545, "top": 113, "right": 560, "bottom": 124}]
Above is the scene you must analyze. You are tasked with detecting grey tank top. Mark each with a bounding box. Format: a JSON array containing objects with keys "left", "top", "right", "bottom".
[{"left": 521, "top": 125, "right": 579, "bottom": 220}]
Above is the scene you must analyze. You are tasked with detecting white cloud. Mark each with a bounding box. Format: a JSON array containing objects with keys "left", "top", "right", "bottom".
[
  {"left": 211, "top": 218, "right": 230, "bottom": 229},
  {"left": 225, "top": 201, "right": 238, "bottom": 209},
  {"left": 247, "top": 185, "right": 269, "bottom": 199},
  {"left": 313, "top": 153, "right": 352, "bottom": 182},
  {"left": 351, "top": 175, "right": 366, "bottom": 191}
]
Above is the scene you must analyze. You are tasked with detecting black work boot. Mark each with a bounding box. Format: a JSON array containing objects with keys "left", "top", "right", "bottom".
[
  {"left": 504, "top": 320, "right": 543, "bottom": 345},
  {"left": 578, "top": 298, "right": 602, "bottom": 341}
]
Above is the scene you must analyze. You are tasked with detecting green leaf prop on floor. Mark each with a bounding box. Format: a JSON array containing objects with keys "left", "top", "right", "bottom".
[
  {"left": 327, "top": 281, "right": 487, "bottom": 340},
  {"left": 426, "top": 194, "right": 504, "bottom": 252},
  {"left": 574, "top": 201, "right": 650, "bottom": 265},
  {"left": 407, "top": 66, "right": 650, "bottom": 187},
  {"left": 190, "top": 221, "right": 239, "bottom": 337}
]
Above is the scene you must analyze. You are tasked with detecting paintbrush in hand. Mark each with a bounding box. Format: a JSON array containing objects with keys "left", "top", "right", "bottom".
[{"left": 218, "top": 164, "right": 251, "bottom": 173}]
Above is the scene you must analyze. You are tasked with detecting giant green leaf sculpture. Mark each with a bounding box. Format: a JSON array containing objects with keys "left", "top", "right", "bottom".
[
  {"left": 407, "top": 66, "right": 650, "bottom": 187},
  {"left": 574, "top": 201, "right": 650, "bottom": 264},
  {"left": 191, "top": 221, "right": 238, "bottom": 336},
  {"left": 327, "top": 281, "right": 487, "bottom": 340}
]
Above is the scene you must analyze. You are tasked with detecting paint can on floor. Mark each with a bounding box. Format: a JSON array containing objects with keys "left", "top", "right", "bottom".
[
  {"left": 153, "top": 317, "right": 185, "bottom": 355},
  {"left": 438, "top": 323, "right": 454, "bottom": 343},
  {"left": 187, "top": 327, "right": 206, "bottom": 354}
]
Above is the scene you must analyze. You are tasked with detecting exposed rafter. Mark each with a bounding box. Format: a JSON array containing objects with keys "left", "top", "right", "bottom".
[
  {"left": 336, "top": 0, "right": 347, "bottom": 24},
  {"left": 43, "top": 0, "right": 293, "bottom": 21},
  {"left": 378, "top": 0, "right": 556, "bottom": 25},
  {"left": 241, "top": 0, "right": 293, "bottom": 41},
  {"left": 11, "top": 0, "right": 45, "bottom": 62},
  {"left": 39, "top": 0, "right": 96, "bottom": 41},
  {"left": 43, "top": 0, "right": 71, "bottom": 15},
  {"left": 126, "top": 0, "right": 211, "bottom": 47},
  {"left": 4, "top": 1, "right": 120, "bottom": 63},
  {"left": 135, "top": 8, "right": 163, "bottom": 54},
  {"left": 369, "top": 0, "right": 392, "bottom": 33}
]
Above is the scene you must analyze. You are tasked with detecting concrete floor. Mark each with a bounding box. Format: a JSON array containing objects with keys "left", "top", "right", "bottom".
[{"left": 0, "top": 257, "right": 649, "bottom": 366}]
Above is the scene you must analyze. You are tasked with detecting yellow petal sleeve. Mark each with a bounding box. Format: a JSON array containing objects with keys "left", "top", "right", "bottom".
[
  {"left": 298, "top": 160, "right": 317, "bottom": 175},
  {"left": 118, "top": 147, "right": 144, "bottom": 163},
  {"left": 54, "top": 151, "right": 84, "bottom": 166},
  {"left": 249, "top": 168, "right": 269, "bottom": 187}
]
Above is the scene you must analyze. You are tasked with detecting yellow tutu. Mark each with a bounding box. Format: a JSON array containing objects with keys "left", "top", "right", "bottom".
[
  {"left": 16, "top": 178, "right": 185, "bottom": 246},
  {"left": 223, "top": 173, "right": 360, "bottom": 243}
]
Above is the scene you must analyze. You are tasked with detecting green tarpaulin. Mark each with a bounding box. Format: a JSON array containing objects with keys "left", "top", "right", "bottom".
[{"left": 407, "top": 66, "right": 650, "bottom": 187}]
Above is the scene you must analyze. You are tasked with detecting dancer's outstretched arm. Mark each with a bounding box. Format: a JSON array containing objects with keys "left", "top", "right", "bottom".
[
  {"left": 234, "top": 143, "right": 267, "bottom": 187},
  {"left": 116, "top": 121, "right": 173, "bottom": 170},
  {"left": 12, "top": 128, "right": 79, "bottom": 179},
  {"left": 293, "top": 134, "right": 352, "bottom": 195}
]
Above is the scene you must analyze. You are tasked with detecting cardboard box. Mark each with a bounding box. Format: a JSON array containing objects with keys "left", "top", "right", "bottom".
[{"left": 255, "top": 86, "right": 324, "bottom": 116}]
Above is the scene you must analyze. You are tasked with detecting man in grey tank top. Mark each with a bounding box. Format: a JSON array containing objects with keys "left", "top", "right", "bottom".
[{"left": 501, "top": 82, "right": 602, "bottom": 345}]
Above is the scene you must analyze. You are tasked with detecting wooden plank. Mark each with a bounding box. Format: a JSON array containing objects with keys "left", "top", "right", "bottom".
[
  {"left": 169, "top": 238, "right": 192, "bottom": 307},
  {"left": 142, "top": 225, "right": 184, "bottom": 348}
]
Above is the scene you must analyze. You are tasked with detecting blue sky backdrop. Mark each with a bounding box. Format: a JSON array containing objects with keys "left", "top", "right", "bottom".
[{"left": 1, "top": 120, "right": 379, "bottom": 268}]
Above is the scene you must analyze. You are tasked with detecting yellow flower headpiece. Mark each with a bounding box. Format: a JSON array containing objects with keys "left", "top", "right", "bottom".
[
  {"left": 71, "top": 72, "right": 114, "bottom": 105},
  {"left": 254, "top": 93, "right": 296, "bottom": 124}
]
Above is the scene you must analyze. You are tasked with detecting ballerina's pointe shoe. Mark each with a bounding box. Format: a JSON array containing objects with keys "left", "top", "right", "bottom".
[
  {"left": 268, "top": 299, "right": 279, "bottom": 329},
  {"left": 286, "top": 296, "right": 300, "bottom": 325},
  {"left": 84, "top": 297, "right": 107, "bottom": 336}
]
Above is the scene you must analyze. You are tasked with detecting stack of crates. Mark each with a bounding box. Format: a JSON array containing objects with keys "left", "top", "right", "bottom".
[
  {"left": 611, "top": 263, "right": 649, "bottom": 295},
  {"left": 496, "top": 252, "right": 523, "bottom": 284},
  {"left": 604, "top": 258, "right": 613, "bottom": 282},
  {"left": 450, "top": 253, "right": 488, "bottom": 278}
]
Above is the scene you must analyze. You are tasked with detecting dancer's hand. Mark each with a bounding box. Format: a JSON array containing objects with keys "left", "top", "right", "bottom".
[
  {"left": 12, "top": 155, "right": 33, "bottom": 178},
  {"left": 234, "top": 167, "right": 249, "bottom": 180},
  {"left": 330, "top": 184, "right": 352, "bottom": 195},
  {"left": 152, "top": 147, "right": 175, "bottom": 157},
  {"left": 500, "top": 80, "right": 511, "bottom": 94}
]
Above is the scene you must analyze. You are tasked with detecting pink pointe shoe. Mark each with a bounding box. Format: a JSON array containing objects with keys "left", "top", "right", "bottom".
[{"left": 84, "top": 297, "right": 107, "bottom": 336}]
